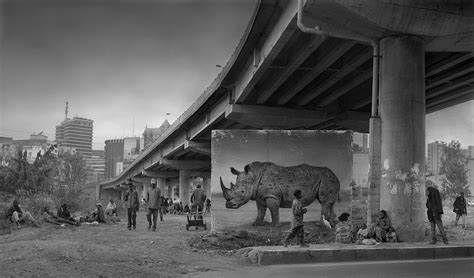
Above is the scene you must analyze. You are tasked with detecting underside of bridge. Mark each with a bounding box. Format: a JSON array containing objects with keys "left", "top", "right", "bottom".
[{"left": 100, "top": 0, "right": 473, "bottom": 240}]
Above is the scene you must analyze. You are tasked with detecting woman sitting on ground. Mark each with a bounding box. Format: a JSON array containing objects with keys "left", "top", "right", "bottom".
[
  {"left": 374, "top": 210, "right": 391, "bottom": 242},
  {"left": 335, "top": 212, "right": 352, "bottom": 243}
]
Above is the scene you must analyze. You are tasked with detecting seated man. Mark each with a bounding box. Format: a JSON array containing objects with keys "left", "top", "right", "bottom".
[
  {"left": 183, "top": 204, "right": 190, "bottom": 214},
  {"left": 83, "top": 203, "right": 106, "bottom": 223},
  {"left": 56, "top": 204, "right": 80, "bottom": 226},
  {"left": 6, "top": 199, "right": 40, "bottom": 229},
  {"left": 105, "top": 199, "right": 118, "bottom": 217},
  {"left": 42, "top": 207, "right": 62, "bottom": 226}
]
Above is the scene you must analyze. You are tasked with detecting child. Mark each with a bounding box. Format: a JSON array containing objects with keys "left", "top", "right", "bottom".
[
  {"left": 386, "top": 226, "right": 398, "bottom": 243},
  {"left": 357, "top": 223, "right": 369, "bottom": 242},
  {"left": 282, "top": 189, "right": 308, "bottom": 247}
]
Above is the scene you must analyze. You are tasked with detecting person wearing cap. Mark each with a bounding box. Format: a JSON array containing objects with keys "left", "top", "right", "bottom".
[
  {"left": 145, "top": 178, "right": 161, "bottom": 231},
  {"left": 124, "top": 182, "right": 139, "bottom": 230}
]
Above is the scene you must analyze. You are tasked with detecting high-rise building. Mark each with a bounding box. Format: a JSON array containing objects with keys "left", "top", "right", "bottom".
[
  {"left": 104, "top": 139, "right": 124, "bottom": 179},
  {"left": 143, "top": 120, "right": 170, "bottom": 149},
  {"left": 55, "top": 117, "right": 93, "bottom": 158},
  {"left": 427, "top": 141, "right": 445, "bottom": 176}
]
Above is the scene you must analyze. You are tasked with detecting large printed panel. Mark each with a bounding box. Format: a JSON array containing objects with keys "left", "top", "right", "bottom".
[{"left": 211, "top": 130, "right": 355, "bottom": 231}]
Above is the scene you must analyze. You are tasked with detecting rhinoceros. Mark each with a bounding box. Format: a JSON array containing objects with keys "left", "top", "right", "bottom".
[{"left": 220, "top": 161, "right": 340, "bottom": 226}]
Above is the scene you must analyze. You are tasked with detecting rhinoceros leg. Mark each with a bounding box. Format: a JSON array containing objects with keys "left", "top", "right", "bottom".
[
  {"left": 266, "top": 198, "right": 281, "bottom": 227},
  {"left": 253, "top": 200, "right": 267, "bottom": 226},
  {"left": 321, "top": 201, "right": 337, "bottom": 227}
]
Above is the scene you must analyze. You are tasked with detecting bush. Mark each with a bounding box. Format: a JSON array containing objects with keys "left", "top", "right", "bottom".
[{"left": 14, "top": 185, "right": 92, "bottom": 215}]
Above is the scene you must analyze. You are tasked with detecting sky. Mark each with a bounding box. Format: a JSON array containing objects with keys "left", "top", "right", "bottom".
[{"left": 0, "top": 0, "right": 473, "bottom": 150}]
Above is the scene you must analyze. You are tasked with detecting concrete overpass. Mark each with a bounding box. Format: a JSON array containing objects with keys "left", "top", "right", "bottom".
[{"left": 100, "top": 0, "right": 473, "bottom": 241}]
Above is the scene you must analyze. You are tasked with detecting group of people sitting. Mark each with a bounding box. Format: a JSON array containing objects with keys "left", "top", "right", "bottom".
[
  {"left": 355, "top": 210, "right": 398, "bottom": 244},
  {"left": 167, "top": 198, "right": 211, "bottom": 215},
  {"left": 43, "top": 203, "right": 81, "bottom": 226},
  {"left": 334, "top": 210, "right": 398, "bottom": 245},
  {"left": 5, "top": 198, "right": 118, "bottom": 229}
]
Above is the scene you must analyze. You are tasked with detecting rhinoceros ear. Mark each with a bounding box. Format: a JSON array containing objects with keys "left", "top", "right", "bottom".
[
  {"left": 244, "top": 164, "right": 251, "bottom": 174},
  {"left": 230, "top": 167, "right": 240, "bottom": 175}
]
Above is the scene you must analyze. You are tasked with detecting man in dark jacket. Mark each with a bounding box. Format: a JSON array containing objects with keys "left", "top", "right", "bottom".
[
  {"left": 453, "top": 191, "right": 467, "bottom": 228},
  {"left": 124, "top": 183, "right": 139, "bottom": 230},
  {"left": 426, "top": 186, "right": 448, "bottom": 244}
]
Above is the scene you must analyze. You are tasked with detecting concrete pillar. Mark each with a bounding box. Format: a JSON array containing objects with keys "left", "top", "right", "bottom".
[
  {"left": 203, "top": 177, "right": 211, "bottom": 199},
  {"left": 179, "top": 170, "right": 191, "bottom": 206},
  {"left": 156, "top": 177, "right": 165, "bottom": 196},
  {"left": 367, "top": 117, "right": 381, "bottom": 226},
  {"left": 167, "top": 184, "right": 173, "bottom": 199},
  {"left": 139, "top": 183, "right": 147, "bottom": 201},
  {"left": 379, "top": 36, "right": 426, "bottom": 242}
]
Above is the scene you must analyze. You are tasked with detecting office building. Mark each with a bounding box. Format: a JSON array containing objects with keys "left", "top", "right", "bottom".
[
  {"left": 56, "top": 117, "right": 93, "bottom": 158},
  {"left": 143, "top": 120, "right": 170, "bottom": 149},
  {"left": 104, "top": 139, "right": 124, "bottom": 179}
]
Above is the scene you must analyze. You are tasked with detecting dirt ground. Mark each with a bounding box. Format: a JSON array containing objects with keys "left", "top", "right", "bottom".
[
  {"left": 0, "top": 212, "right": 253, "bottom": 277},
  {"left": 1, "top": 200, "right": 473, "bottom": 278}
]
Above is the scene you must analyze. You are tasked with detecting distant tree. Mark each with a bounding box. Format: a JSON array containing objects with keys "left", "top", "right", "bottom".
[
  {"left": 61, "top": 153, "right": 87, "bottom": 188},
  {"left": 439, "top": 140, "right": 469, "bottom": 198}
]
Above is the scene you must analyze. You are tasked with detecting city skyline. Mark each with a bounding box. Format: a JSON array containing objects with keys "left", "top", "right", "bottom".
[{"left": 0, "top": 0, "right": 472, "bottom": 150}]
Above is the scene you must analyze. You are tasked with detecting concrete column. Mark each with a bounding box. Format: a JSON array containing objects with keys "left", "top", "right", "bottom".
[
  {"left": 367, "top": 117, "right": 381, "bottom": 226},
  {"left": 379, "top": 36, "right": 426, "bottom": 242},
  {"left": 140, "top": 183, "right": 147, "bottom": 201},
  {"left": 156, "top": 177, "right": 165, "bottom": 196},
  {"left": 167, "top": 184, "right": 173, "bottom": 199},
  {"left": 203, "top": 177, "right": 211, "bottom": 199},
  {"left": 179, "top": 170, "right": 191, "bottom": 206}
]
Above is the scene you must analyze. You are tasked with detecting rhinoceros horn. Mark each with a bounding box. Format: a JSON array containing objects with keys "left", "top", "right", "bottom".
[{"left": 220, "top": 177, "right": 231, "bottom": 200}]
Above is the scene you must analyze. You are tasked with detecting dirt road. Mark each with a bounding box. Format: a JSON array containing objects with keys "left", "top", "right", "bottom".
[
  {"left": 1, "top": 205, "right": 473, "bottom": 277},
  {"left": 0, "top": 212, "right": 249, "bottom": 277}
]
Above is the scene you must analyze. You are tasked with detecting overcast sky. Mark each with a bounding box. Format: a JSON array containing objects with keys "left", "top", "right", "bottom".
[{"left": 1, "top": 0, "right": 473, "bottom": 150}]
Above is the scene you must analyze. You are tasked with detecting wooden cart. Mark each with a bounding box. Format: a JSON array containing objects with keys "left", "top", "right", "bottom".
[{"left": 186, "top": 207, "right": 206, "bottom": 230}]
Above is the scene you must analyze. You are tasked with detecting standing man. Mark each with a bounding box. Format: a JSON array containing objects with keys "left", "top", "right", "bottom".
[
  {"left": 453, "top": 191, "right": 467, "bottom": 228},
  {"left": 190, "top": 184, "right": 206, "bottom": 213},
  {"left": 426, "top": 185, "right": 448, "bottom": 244},
  {"left": 124, "top": 183, "right": 139, "bottom": 230},
  {"left": 282, "top": 189, "right": 308, "bottom": 247},
  {"left": 145, "top": 178, "right": 161, "bottom": 231}
]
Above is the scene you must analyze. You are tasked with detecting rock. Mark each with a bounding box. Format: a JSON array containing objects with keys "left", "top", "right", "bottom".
[{"left": 234, "top": 230, "right": 249, "bottom": 239}]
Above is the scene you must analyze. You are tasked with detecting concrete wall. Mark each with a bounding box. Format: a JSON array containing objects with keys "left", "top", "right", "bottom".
[{"left": 211, "top": 130, "right": 354, "bottom": 231}]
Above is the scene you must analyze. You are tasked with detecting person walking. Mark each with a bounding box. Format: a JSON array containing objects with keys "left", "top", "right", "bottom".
[
  {"left": 282, "top": 189, "right": 308, "bottom": 247},
  {"left": 426, "top": 185, "right": 448, "bottom": 244},
  {"left": 124, "top": 183, "right": 139, "bottom": 230},
  {"left": 453, "top": 191, "right": 467, "bottom": 228},
  {"left": 145, "top": 178, "right": 161, "bottom": 231}
]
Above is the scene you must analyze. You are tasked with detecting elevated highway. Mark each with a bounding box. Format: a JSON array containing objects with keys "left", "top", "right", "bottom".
[{"left": 100, "top": 0, "right": 473, "bottom": 240}]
